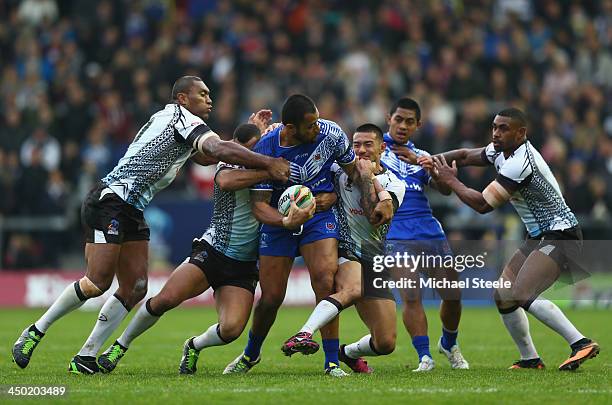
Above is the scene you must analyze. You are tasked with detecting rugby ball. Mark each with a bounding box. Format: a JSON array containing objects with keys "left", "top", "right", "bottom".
[{"left": 278, "top": 185, "right": 314, "bottom": 216}]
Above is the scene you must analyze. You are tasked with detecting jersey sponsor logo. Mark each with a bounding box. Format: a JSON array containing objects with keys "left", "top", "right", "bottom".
[
  {"left": 406, "top": 183, "right": 423, "bottom": 192},
  {"left": 107, "top": 219, "right": 119, "bottom": 236},
  {"left": 349, "top": 207, "right": 364, "bottom": 216}
]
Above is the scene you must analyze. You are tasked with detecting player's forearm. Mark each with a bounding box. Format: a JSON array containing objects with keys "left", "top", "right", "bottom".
[
  {"left": 252, "top": 202, "right": 286, "bottom": 227},
  {"left": 439, "top": 149, "right": 469, "bottom": 167},
  {"left": 216, "top": 170, "right": 269, "bottom": 191},
  {"left": 355, "top": 174, "right": 379, "bottom": 220},
  {"left": 446, "top": 177, "right": 494, "bottom": 214},
  {"left": 200, "top": 137, "right": 273, "bottom": 170}
]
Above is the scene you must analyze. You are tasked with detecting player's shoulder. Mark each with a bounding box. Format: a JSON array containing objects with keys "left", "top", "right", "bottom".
[
  {"left": 377, "top": 166, "right": 401, "bottom": 184},
  {"left": 318, "top": 118, "right": 345, "bottom": 138},
  {"left": 254, "top": 126, "right": 281, "bottom": 153}
]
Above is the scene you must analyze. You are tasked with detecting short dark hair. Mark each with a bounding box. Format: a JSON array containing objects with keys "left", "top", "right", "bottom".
[
  {"left": 389, "top": 97, "right": 421, "bottom": 121},
  {"left": 497, "top": 108, "right": 527, "bottom": 127},
  {"left": 233, "top": 123, "right": 261, "bottom": 144},
  {"left": 354, "top": 123, "right": 384, "bottom": 142},
  {"left": 171, "top": 76, "right": 203, "bottom": 101},
  {"left": 281, "top": 94, "right": 316, "bottom": 126}
]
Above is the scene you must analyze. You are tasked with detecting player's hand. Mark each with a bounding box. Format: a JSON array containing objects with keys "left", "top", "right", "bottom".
[
  {"left": 314, "top": 192, "right": 337, "bottom": 212},
  {"left": 390, "top": 144, "right": 418, "bottom": 164},
  {"left": 355, "top": 157, "right": 375, "bottom": 178},
  {"left": 267, "top": 157, "right": 290, "bottom": 182},
  {"left": 417, "top": 155, "right": 439, "bottom": 179},
  {"left": 248, "top": 109, "right": 273, "bottom": 133},
  {"left": 283, "top": 195, "right": 316, "bottom": 229},
  {"left": 371, "top": 200, "right": 394, "bottom": 226},
  {"left": 432, "top": 155, "right": 457, "bottom": 185},
  {"left": 263, "top": 122, "right": 282, "bottom": 135}
]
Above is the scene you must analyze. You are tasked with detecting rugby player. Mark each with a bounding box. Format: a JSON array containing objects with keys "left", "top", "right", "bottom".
[
  {"left": 423, "top": 107, "right": 599, "bottom": 370},
  {"left": 91, "top": 123, "right": 313, "bottom": 374},
  {"left": 12, "top": 76, "right": 290, "bottom": 374},
  {"left": 224, "top": 94, "right": 372, "bottom": 377},
  {"left": 380, "top": 98, "right": 468, "bottom": 371},
  {"left": 281, "top": 123, "right": 405, "bottom": 374}
]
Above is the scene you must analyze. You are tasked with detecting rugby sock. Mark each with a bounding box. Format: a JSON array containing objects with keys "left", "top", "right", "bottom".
[
  {"left": 299, "top": 297, "right": 343, "bottom": 335},
  {"left": 524, "top": 299, "right": 585, "bottom": 345},
  {"left": 344, "top": 334, "right": 379, "bottom": 358},
  {"left": 193, "top": 323, "right": 227, "bottom": 350},
  {"left": 500, "top": 307, "right": 539, "bottom": 360},
  {"left": 243, "top": 330, "right": 265, "bottom": 361},
  {"left": 440, "top": 327, "right": 458, "bottom": 351},
  {"left": 412, "top": 335, "right": 431, "bottom": 361},
  {"left": 322, "top": 338, "right": 340, "bottom": 369},
  {"left": 78, "top": 294, "right": 129, "bottom": 357},
  {"left": 35, "top": 281, "right": 86, "bottom": 333},
  {"left": 117, "top": 299, "right": 160, "bottom": 348}
]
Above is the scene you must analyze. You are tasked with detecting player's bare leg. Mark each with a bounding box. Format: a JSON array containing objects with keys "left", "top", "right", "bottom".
[
  {"left": 98, "top": 262, "right": 209, "bottom": 373},
  {"left": 180, "top": 285, "right": 254, "bottom": 375},
  {"left": 432, "top": 266, "right": 468, "bottom": 369},
  {"left": 76, "top": 241, "right": 148, "bottom": 363},
  {"left": 13, "top": 243, "right": 117, "bottom": 370},
  {"left": 495, "top": 250, "right": 544, "bottom": 369},
  {"left": 340, "top": 298, "right": 397, "bottom": 373},
  {"left": 300, "top": 238, "right": 346, "bottom": 376},
  {"left": 283, "top": 260, "right": 361, "bottom": 357},
  {"left": 397, "top": 269, "right": 434, "bottom": 371},
  {"left": 225, "top": 256, "right": 293, "bottom": 374},
  {"left": 512, "top": 250, "right": 599, "bottom": 371}
]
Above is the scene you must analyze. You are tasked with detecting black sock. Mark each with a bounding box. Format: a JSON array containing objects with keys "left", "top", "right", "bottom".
[{"left": 570, "top": 337, "right": 591, "bottom": 351}]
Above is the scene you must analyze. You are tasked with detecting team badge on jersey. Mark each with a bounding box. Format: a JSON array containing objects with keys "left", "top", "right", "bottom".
[
  {"left": 107, "top": 219, "right": 119, "bottom": 236},
  {"left": 193, "top": 250, "right": 208, "bottom": 262},
  {"left": 325, "top": 222, "right": 336, "bottom": 232}
]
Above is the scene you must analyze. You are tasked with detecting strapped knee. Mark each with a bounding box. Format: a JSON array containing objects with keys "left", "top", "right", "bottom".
[{"left": 78, "top": 276, "right": 104, "bottom": 299}]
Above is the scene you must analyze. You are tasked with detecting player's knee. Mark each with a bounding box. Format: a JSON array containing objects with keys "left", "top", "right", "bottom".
[
  {"left": 257, "top": 294, "right": 284, "bottom": 312},
  {"left": 403, "top": 297, "right": 423, "bottom": 309},
  {"left": 373, "top": 334, "right": 396, "bottom": 355},
  {"left": 150, "top": 292, "right": 180, "bottom": 314},
  {"left": 310, "top": 272, "right": 335, "bottom": 295},
  {"left": 78, "top": 276, "right": 106, "bottom": 298},
  {"left": 219, "top": 322, "right": 245, "bottom": 343}
]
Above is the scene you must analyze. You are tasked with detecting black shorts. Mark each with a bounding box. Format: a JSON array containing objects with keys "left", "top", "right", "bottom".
[
  {"left": 518, "top": 226, "right": 584, "bottom": 276},
  {"left": 339, "top": 247, "right": 394, "bottom": 301},
  {"left": 81, "top": 183, "right": 150, "bottom": 244},
  {"left": 188, "top": 240, "right": 258, "bottom": 294}
]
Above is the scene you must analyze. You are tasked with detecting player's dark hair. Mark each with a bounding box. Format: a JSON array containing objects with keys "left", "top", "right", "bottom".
[
  {"left": 497, "top": 108, "right": 527, "bottom": 127},
  {"left": 354, "top": 123, "right": 384, "bottom": 142},
  {"left": 171, "top": 76, "right": 203, "bottom": 101},
  {"left": 389, "top": 97, "right": 421, "bottom": 121},
  {"left": 281, "top": 94, "right": 317, "bottom": 126},
  {"left": 233, "top": 123, "right": 261, "bottom": 144}
]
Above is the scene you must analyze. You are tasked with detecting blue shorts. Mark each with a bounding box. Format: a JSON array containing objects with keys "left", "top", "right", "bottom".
[
  {"left": 259, "top": 209, "right": 338, "bottom": 257},
  {"left": 386, "top": 216, "right": 451, "bottom": 256}
]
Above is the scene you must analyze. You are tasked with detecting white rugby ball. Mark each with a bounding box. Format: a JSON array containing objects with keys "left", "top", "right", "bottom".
[{"left": 278, "top": 185, "right": 314, "bottom": 216}]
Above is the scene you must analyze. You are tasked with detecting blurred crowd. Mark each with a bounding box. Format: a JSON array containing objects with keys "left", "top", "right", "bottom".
[{"left": 0, "top": 0, "right": 610, "bottom": 268}]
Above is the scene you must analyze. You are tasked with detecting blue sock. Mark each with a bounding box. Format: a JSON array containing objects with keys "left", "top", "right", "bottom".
[
  {"left": 322, "top": 339, "right": 340, "bottom": 369},
  {"left": 412, "top": 335, "right": 431, "bottom": 361},
  {"left": 244, "top": 330, "right": 265, "bottom": 361},
  {"left": 441, "top": 327, "right": 458, "bottom": 351}
]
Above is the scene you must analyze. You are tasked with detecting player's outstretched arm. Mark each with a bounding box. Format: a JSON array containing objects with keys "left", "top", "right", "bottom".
[
  {"left": 250, "top": 190, "right": 315, "bottom": 229},
  {"left": 194, "top": 134, "right": 290, "bottom": 182},
  {"left": 432, "top": 156, "right": 504, "bottom": 214},
  {"left": 216, "top": 168, "right": 270, "bottom": 192},
  {"left": 191, "top": 152, "right": 220, "bottom": 166}
]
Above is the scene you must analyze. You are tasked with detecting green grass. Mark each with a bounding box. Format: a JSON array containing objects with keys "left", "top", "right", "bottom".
[{"left": 0, "top": 306, "right": 610, "bottom": 404}]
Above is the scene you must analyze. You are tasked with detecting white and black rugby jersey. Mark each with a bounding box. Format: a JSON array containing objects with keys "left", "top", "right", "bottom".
[
  {"left": 196, "top": 162, "right": 259, "bottom": 262},
  {"left": 482, "top": 140, "right": 578, "bottom": 237},
  {"left": 332, "top": 163, "right": 405, "bottom": 258},
  {"left": 102, "top": 104, "right": 213, "bottom": 210}
]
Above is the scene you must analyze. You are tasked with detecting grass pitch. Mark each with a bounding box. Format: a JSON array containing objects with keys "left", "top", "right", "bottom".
[{"left": 0, "top": 306, "right": 610, "bottom": 404}]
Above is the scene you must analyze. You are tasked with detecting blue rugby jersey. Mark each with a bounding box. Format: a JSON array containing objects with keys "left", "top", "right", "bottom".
[
  {"left": 250, "top": 119, "right": 355, "bottom": 209},
  {"left": 380, "top": 133, "right": 433, "bottom": 220}
]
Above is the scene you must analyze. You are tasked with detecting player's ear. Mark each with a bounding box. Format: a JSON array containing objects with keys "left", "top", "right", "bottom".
[
  {"left": 285, "top": 123, "right": 297, "bottom": 136},
  {"left": 176, "top": 92, "right": 188, "bottom": 107},
  {"left": 380, "top": 141, "right": 386, "bottom": 153},
  {"left": 386, "top": 113, "right": 392, "bottom": 126}
]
